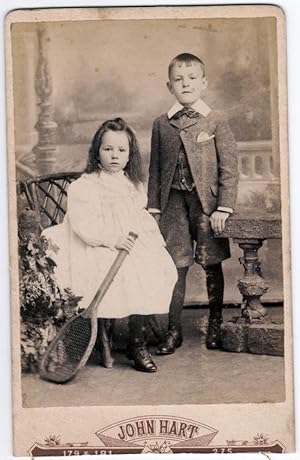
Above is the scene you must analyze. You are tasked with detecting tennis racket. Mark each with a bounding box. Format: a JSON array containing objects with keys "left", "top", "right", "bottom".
[{"left": 39, "top": 231, "right": 138, "bottom": 383}]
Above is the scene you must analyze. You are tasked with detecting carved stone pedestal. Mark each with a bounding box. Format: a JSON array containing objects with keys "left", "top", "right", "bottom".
[
  {"left": 216, "top": 212, "right": 283, "bottom": 356},
  {"left": 220, "top": 321, "right": 284, "bottom": 356},
  {"left": 236, "top": 239, "right": 269, "bottom": 321}
]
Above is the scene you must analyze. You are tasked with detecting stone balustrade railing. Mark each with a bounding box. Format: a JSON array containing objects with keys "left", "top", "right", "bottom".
[{"left": 237, "top": 140, "right": 279, "bottom": 181}]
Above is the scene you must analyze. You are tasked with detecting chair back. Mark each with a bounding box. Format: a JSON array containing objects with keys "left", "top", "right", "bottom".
[{"left": 18, "top": 172, "right": 82, "bottom": 229}]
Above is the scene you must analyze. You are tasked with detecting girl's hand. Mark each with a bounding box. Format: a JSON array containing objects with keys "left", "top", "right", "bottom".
[
  {"left": 209, "top": 211, "right": 230, "bottom": 235},
  {"left": 115, "top": 234, "right": 137, "bottom": 252}
]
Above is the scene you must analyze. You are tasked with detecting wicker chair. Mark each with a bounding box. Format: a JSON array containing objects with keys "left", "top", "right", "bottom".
[
  {"left": 18, "top": 171, "right": 163, "bottom": 366},
  {"left": 18, "top": 171, "right": 82, "bottom": 229}
]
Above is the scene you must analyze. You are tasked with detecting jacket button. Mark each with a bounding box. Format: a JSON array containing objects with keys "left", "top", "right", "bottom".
[{"left": 180, "top": 130, "right": 186, "bottom": 135}]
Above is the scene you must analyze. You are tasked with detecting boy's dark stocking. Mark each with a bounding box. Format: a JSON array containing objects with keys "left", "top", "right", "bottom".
[
  {"left": 127, "top": 315, "right": 157, "bottom": 373},
  {"left": 157, "top": 267, "right": 188, "bottom": 355},
  {"left": 204, "top": 262, "right": 224, "bottom": 349}
]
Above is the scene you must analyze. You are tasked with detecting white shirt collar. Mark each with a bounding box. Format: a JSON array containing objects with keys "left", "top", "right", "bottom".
[{"left": 167, "top": 98, "right": 211, "bottom": 119}]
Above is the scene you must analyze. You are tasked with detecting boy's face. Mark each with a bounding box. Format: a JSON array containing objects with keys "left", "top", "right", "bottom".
[{"left": 167, "top": 61, "right": 207, "bottom": 107}]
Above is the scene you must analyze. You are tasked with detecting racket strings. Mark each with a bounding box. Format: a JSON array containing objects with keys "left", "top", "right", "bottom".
[{"left": 43, "top": 316, "right": 92, "bottom": 381}]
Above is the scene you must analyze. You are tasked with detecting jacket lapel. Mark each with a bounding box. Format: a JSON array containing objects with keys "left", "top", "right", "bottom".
[{"left": 163, "top": 119, "right": 181, "bottom": 164}]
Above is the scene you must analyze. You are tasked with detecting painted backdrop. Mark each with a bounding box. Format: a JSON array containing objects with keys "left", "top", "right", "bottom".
[{"left": 12, "top": 17, "right": 282, "bottom": 303}]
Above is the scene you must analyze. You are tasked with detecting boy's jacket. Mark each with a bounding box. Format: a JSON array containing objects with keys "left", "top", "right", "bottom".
[{"left": 148, "top": 110, "right": 239, "bottom": 216}]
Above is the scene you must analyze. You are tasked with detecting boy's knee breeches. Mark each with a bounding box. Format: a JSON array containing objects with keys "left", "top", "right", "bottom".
[{"left": 160, "top": 188, "right": 230, "bottom": 268}]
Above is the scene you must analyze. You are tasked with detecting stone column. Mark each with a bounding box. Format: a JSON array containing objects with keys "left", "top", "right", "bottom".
[
  {"left": 32, "top": 26, "right": 58, "bottom": 175},
  {"left": 13, "top": 29, "right": 38, "bottom": 151}
]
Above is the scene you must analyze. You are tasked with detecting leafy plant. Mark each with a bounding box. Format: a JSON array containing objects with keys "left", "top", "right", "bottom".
[
  {"left": 243, "top": 184, "right": 281, "bottom": 214},
  {"left": 19, "top": 208, "right": 81, "bottom": 372}
]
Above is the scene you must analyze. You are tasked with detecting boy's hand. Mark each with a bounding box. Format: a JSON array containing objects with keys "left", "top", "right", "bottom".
[
  {"left": 209, "top": 211, "right": 230, "bottom": 235},
  {"left": 115, "top": 234, "right": 137, "bottom": 252},
  {"left": 152, "top": 213, "right": 161, "bottom": 226}
]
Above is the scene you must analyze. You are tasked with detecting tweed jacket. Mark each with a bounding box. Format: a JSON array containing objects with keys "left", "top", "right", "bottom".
[{"left": 148, "top": 108, "right": 239, "bottom": 216}]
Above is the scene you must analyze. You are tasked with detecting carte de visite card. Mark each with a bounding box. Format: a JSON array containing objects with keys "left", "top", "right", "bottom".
[{"left": 5, "top": 4, "right": 294, "bottom": 456}]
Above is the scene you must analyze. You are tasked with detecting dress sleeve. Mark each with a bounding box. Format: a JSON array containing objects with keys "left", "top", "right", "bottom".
[
  {"left": 67, "top": 177, "right": 117, "bottom": 249},
  {"left": 135, "top": 182, "right": 148, "bottom": 209}
]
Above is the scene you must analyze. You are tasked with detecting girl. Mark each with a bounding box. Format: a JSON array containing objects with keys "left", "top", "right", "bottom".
[{"left": 43, "top": 118, "right": 177, "bottom": 373}]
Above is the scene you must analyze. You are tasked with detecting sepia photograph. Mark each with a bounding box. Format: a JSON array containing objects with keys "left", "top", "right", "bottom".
[{"left": 5, "top": 4, "right": 294, "bottom": 456}]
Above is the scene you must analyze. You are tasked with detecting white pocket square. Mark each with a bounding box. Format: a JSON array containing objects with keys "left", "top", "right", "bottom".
[{"left": 196, "top": 132, "right": 215, "bottom": 143}]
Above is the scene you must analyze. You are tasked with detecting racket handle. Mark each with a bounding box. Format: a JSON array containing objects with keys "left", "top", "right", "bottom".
[
  {"left": 128, "top": 231, "right": 139, "bottom": 241},
  {"left": 85, "top": 231, "right": 138, "bottom": 315},
  {"left": 103, "top": 231, "right": 138, "bottom": 278}
]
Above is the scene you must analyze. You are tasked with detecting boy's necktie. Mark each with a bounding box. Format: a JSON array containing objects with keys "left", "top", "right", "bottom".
[{"left": 173, "top": 107, "right": 200, "bottom": 119}]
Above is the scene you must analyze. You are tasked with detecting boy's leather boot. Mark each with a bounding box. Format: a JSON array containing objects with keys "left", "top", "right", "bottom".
[
  {"left": 156, "top": 327, "right": 183, "bottom": 355},
  {"left": 157, "top": 267, "right": 187, "bottom": 355},
  {"left": 127, "top": 315, "right": 157, "bottom": 373},
  {"left": 206, "top": 313, "right": 223, "bottom": 349}
]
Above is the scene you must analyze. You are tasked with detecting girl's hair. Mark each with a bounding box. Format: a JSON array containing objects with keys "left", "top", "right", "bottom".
[{"left": 85, "top": 117, "right": 144, "bottom": 184}]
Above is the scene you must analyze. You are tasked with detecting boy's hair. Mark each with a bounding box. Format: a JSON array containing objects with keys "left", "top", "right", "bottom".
[
  {"left": 168, "top": 53, "right": 206, "bottom": 79},
  {"left": 86, "top": 117, "right": 144, "bottom": 184}
]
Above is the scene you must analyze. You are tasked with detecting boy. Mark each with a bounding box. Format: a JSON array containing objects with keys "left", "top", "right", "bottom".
[{"left": 148, "top": 53, "right": 239, "bottom": 354}]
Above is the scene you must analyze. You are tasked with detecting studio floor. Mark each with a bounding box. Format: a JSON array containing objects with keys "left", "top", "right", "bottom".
[{"left": 22, "top": 307, "right": 285, "bottom": 408}]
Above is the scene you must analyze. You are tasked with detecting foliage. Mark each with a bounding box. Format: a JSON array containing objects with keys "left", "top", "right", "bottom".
[
  {"left": 243, "top": 184, "right": 281, "bottom": 214},
  {"left": 19, "top": 214, "right": 81, "bottom": 372}
]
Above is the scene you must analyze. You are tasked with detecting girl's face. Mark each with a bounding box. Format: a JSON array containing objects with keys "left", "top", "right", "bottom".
[{"left": 99, "top": 130, "right": 130, "bottom": 173}]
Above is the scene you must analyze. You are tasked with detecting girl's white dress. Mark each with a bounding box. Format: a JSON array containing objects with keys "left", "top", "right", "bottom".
[{"left": 42, "top": 170, "right": 177, "bottom": 319}]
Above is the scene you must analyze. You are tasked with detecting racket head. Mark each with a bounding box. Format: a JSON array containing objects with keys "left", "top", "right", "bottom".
[{"left": 39, "top": 313, "right": 97, "bottom": 384}]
